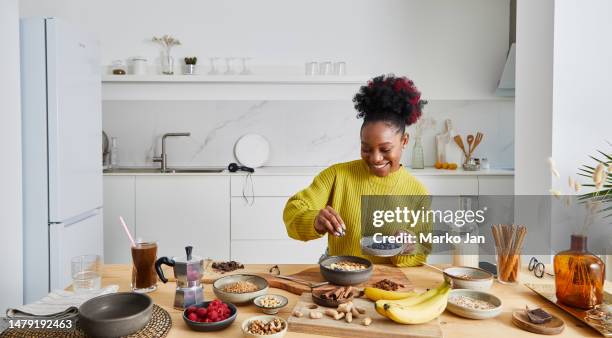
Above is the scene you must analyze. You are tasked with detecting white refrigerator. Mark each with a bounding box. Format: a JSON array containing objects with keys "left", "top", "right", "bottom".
[{"left": 21, "top": 17, "right": 103, "bottom": 304}]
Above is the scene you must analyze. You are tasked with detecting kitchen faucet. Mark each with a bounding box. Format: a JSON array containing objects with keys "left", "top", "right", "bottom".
[{"left": 153, "top": 132, "right": 191, "bottom": 172}]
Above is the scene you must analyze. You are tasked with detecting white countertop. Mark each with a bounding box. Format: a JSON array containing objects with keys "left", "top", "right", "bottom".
[{"left": 103, "top": 166, "right": 514, "bottom": 176}]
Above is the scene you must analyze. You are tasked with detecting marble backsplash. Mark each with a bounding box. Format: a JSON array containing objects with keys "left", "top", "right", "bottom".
[{"left": 102, "top": 100, "right": 514, "bottom": 168}]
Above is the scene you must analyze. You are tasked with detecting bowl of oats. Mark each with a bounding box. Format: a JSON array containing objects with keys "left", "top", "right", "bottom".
[
  {"left": 446, "top": 289, "right": 502, "bottom": 319},
  {"left": 253, "top": 294, "right": 288, "bottom": 315},
  {"left": 213, "top": 274, "right": 269, "bottom": 304},
  {"left": 319, "top": 256, "right": 373, "bottom": 285}
]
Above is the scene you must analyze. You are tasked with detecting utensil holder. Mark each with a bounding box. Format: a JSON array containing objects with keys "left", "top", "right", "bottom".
[{"left": 495, "top": 245, "right": 521, "bottom": 284}]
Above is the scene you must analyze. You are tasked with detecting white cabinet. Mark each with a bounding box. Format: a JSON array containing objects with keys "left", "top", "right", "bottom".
[
  {"left": 135, "top": 176, "right": 230, "bottom": 260},
  {"left": 230, "top": 175, "right": 313, "bottom": 197},
  {"left": 103, "top": 172, "right": 514, "bottom": 264},
  {"left": 103, "top": 176, "right": 135, "bottom": 263},
  {"left": 417, "top": 176, "right": 479, "bottom": 195},
  {"left": 478, "top": 176, "right": 514, "bottom": 195},
  {"left": 230, "top": 175, "right": 326, "bottom": 263},
  {"left": 231, "top": 239, "right": 327, "bottom": 264},
  {"left": 231, "top": 197, "right": 292, "bottom": 240}
]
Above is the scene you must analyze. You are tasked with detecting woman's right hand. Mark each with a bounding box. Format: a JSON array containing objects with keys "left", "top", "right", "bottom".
[{"left": 314, "top": 206, "right": 345, "bottom": 237}]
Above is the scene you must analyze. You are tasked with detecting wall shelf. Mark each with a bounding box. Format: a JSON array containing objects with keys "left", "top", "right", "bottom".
[
  {"left": 102, "top": 74, "right": 369, "bottom": 84},
  {"left": 101, "top": 75, "right": 515, "bottom": 101},
  {"left": 101, "top": 74, "right": 370, "bottom": 101}
]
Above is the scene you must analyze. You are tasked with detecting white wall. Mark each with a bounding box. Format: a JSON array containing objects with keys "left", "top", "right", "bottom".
[
  {"left": 20, "top": 0, "right": 510, "bottom": 100},
  {"left": 551, "top": 0, "right": 612, "bottom": 280},
  {"left": 552, "top": 0, "right": 611, "bottom": 185},
  {"left": 0, "top": 0, "right": 24, "bottom": 308},
  {"left": 22, "top": 0, "right": 515, "bottom": 171},
  {"left": 514, "top": 0, "right": 554, "bottom": 194}
]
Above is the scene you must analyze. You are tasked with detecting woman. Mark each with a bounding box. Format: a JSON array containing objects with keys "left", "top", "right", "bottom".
[{"left": 283, "top": 74, "right": 431, "bottom": 267}]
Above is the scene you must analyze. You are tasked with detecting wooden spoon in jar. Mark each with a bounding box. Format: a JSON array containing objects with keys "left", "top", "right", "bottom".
[
  {"left": 467, "top": 135, "right": 475, "bottom": 157},
  {"left": 453, "top": 135, "right": 468, "bottom": 158}
]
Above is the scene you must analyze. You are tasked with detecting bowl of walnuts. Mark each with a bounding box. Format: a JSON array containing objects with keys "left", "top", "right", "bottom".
[{"left": 241, "top": 315, "right": 287, "bottom": 338}]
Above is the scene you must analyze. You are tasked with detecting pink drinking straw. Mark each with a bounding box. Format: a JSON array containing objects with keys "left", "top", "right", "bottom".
[{"left": 119, "top": 216, "right": 136, "bottom": 247}]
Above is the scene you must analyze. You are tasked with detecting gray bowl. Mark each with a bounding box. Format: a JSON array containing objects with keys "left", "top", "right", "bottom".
[
  {"left": 79, "top": 292, "right": 153, "bottom": 337},
  {"left": 213, "top": 274, "right": 269, "bottom": 304},
  {"left": 183, "top": 301, "right": 237, "bottom": 331},
  {"left": 319, "top": 256, "right": 373, "bottom": 286}
]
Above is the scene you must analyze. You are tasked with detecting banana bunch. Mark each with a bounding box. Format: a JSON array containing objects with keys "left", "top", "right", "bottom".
[{"left": 364, "top": 282, "right": 451, "bottom": 324}]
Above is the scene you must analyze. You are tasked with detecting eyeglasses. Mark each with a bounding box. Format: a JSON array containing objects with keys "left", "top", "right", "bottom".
[{"left": 528, "top": 257, "right": 551, "bottom": 278}]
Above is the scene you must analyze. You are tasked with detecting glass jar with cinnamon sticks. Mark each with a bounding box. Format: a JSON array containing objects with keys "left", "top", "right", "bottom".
[{"left": 491, "top": 224, "right": 527, "bottom": 284}]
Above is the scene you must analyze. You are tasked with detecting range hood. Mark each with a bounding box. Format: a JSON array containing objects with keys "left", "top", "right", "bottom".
[{"left": 496, "top": 43, "right": 515, "bottom": 97}]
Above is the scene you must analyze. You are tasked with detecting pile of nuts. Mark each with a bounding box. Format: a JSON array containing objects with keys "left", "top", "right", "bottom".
[
  {"left": 372, "top": 279, "right": 406, "bottom": 291},
  {"left": 259, "top": 295, "right": 281, "bottom": 308},
  {"left": 212, "top": 260, "right": 244, "bottom": 273},
  {"left": 293, "top": 301, "right": 371, "bottom": 326},
  {"left": 328, "top": 261, "right": 367, "bottom": 271},
  {"left": 222, "top": 280, "right": 259, "bottom": 293},
  {"left": 247, "top": 318, "right": 285, "bottom": 335}
]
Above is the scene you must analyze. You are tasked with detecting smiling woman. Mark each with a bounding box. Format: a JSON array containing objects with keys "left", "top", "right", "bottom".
[{"left": 283, "top": 75, "right": 432, "bottom": 267}]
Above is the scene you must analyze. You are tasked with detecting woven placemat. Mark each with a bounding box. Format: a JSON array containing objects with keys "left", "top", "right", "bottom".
[{"left": 0, "top": 304, "right": 172, "bottom": 338}]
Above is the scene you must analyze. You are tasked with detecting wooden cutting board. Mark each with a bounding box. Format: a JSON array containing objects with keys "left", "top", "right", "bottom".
[
  {"left": 166, "top": 263, "right": 413, "bottom": 295},
  {"left": 288, "top": 293, "right": 443, "bottom": 338},
  {"left": 265, "top": 265, "right": 414, "bottom": 295}
]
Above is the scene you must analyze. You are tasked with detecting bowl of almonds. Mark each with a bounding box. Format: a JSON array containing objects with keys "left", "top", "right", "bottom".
[
  {"left": 253, "top": 294, "right": 288, "bottom": 315},
  {"left": 241, "top": 315, "right": 287, "bottom": 338}
]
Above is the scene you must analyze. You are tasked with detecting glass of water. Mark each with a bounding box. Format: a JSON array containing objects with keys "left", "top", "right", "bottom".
[{"left": 71, "top": 255, "right": 101, "bottom": 293}]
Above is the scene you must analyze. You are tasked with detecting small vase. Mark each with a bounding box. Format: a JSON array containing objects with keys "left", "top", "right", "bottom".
[
  {"left": 411, "top": 137, "right": 425, "bottom": 169},
  {"left": 553, "top": 234, "right": 605, "bottom": 309},
  {"left": 161, "top": 49, "right": 174, "bottom": 75},
  {"left": 183, "top": 64, "right": 196, "bottom": 75}
]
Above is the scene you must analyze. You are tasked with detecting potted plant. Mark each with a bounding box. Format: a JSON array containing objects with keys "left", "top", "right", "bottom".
[{"left": 184, "top": 57, "right": 197, "bottom": 75}]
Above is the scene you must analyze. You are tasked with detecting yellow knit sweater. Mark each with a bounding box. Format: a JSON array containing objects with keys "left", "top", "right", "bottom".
[{"left": 283, "top": 159, "right": 431, "bottom": 267}]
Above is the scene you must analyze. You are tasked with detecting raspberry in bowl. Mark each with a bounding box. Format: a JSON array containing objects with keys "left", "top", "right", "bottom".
[{"left": 183, "top": 299, "right": 237, "bottom": 331}]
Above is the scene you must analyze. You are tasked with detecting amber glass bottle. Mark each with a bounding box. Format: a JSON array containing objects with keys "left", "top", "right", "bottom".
[{"left": 553, "top": 234, "right": 605, "bottom": 309}]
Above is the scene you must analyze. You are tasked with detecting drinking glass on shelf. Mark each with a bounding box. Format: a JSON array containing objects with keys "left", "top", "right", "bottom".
[
  {"left": 131, "top": 241, "right": 158, "bottom": 293},
  {"left": 223, "top": 57, "right": 236, "bottom": 75},
  {"left": 305, "top": 61, "right": 318, "bottom": 76},
  {"left": 333, "top": 61, "right": 347, "bottom": 75},
  {"left": 319, "top": 61, "right": 332, "bottom": 75},
  {"left": 208, "top": 57, "right": 220, "bottom": 75},
  {"left": 71, "top": 255, "right": 101, "bottom": 293},
  {"left": 239, "top": 57, "right": 252, "bottom": 75}
]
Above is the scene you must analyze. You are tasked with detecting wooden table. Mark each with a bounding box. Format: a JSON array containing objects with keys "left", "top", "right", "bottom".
[{"left": 101, "top": 264, "right": 609, "bottom": 338}]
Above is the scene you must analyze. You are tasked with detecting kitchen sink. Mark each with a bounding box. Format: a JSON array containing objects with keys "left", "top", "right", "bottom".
[
  {"left": 104, "top": 167, "right": 226, "bottom": 174},
  {"left": 166, "top": 168, "right": 225, "bottom": 173}
]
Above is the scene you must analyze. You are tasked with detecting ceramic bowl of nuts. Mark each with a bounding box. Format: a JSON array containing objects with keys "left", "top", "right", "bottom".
[
  {"left": 319, "top": 256, "right": 373, "bottom": 286},
  {"left": 213, "top": 274, "right": 269, "bottom": 304},
  {"left": 241, "top": 315, "right": 287, "bottom": 338},
  {"left": 253, "top": 294, "right": 288, "bottom": 315},
  {"left": 443, "top": 266, "right": 493, "bottom": 291},
  {"left": 446, "top": 289, "right": 502, "bottom": 320}
]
